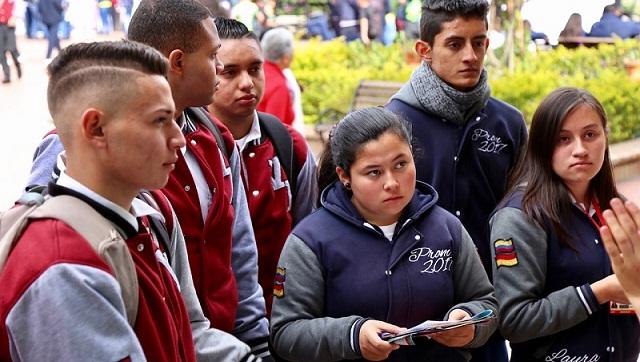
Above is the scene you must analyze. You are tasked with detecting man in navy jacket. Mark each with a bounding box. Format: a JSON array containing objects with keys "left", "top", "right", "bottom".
[
  {"left": 385, "top": 1, "right": 527, "bottom": 361},
  {"left": 589, "top": 4, "right": 640, "bottom": 39}
]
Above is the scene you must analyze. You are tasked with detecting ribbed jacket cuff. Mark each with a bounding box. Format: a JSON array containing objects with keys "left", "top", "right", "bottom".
[
  {"left": 248, "top": 337, "right": 271, "bottom": 360},
  {"left": 576, "top": 284, "right": 602, "bottom": 315},
  {"left": 350, "top": 317, "right": 370, "bottom": 356},
  {"left": 240, "top": 352, "right": 262, "bottom": 362}
]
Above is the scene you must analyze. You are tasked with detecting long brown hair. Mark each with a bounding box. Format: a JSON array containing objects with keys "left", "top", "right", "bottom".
[
  {"left": 559, "top": 13, "right": 585, "bottom": 37},
  {"left": 506, "top": 87, "right": 618, "bottom": 248}
]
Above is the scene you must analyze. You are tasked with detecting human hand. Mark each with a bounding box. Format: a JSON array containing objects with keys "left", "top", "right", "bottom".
[
  {"left": 591, "top": 274, "right": 630, "bottom": 304},
  {"left": 359, "top": 320, "right": 402, "bottom": 361},
  {"left": 600, "top": 198, "right": 640, "bottom": 305},
  {"left": 430, "top": 309, "right": 475, "bottom": 347}
]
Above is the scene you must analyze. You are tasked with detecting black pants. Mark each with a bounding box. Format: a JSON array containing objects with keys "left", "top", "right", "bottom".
[{"left": 0, "top": 25, "right": 19, "bottom": 81}]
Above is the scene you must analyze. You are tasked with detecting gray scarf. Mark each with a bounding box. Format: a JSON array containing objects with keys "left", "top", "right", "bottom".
[{"left": 410, "top": 61, "right": 490, "bottom": 126}]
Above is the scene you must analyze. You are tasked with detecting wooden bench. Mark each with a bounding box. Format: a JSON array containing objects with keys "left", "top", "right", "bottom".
[
  {"left": 315, "top": 80, "right": 404, "bottom": 143},
  {"left": 557, "top": 36, "right": 616, "bottom": 48}
]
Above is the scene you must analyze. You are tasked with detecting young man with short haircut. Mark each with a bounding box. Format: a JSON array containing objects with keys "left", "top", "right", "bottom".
[
  {"left": 0, "top": 40, "right": 257, "bottom": 361},
  {"left": 25, "top": 0, "right": 271, "bottom": 358},
  {"left": 128, "top": 1, "right": 272, "bottom": 358},
  {"left": 386, "top": 1, "right": 527, "bottom": 361},
  {"left": 208, "top": 17, "right": 318, "bottom": 316}
]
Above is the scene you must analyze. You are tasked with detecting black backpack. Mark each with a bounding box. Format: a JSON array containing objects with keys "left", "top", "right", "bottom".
[{"left": 186, "top": 108, "right": 300, "bottom": 196}]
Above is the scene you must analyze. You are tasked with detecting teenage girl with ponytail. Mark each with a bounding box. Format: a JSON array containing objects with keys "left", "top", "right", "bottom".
[{"left": 269, "top": 107, "right": 497, "bottom": 362}]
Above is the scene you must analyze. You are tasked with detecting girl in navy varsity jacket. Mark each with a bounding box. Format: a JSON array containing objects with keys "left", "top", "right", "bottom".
[
  {"left": 490, "top": 88, "right": 640, "bottom": 362},
  {"left": 270, "top": 107, "right": 497, "bottom": 362}
]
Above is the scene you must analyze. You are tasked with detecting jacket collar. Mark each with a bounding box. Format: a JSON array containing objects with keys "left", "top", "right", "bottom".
[{"left": 320, "top": 180, "right": 439, "bottom": 235}]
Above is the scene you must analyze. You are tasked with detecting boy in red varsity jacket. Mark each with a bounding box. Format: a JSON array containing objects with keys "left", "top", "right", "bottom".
[
  {"left": 128, "top": 1, "right": 271, "bottom": 358},
  {"left": 1, "top": 40, "right": 258, "bottom": 362},
  {"left": 24, "top": 0, "right": 271, "bottom": 359},
  {"left": 207, "top": 18, "right": 318, "bottom": 316}
]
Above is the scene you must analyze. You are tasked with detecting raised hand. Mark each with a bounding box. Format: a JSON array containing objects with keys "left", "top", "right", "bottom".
[{"left": 600, "top": 198, "right": 640, "bottom": 310}]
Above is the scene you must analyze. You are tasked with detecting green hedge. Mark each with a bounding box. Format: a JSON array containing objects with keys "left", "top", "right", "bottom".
[
  {"left": 293, "top": 38, "right": 640, "bottom": 143},
  {"left": 293, "top": 39, "right": 414, "bottom": 125},
  {"left": 491, "top": 40, "right": 640, "bottom": 143}
]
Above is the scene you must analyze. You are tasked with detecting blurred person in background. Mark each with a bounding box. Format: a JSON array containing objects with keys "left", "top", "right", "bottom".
[
  {"left": 231, "top": 0, "right": 259, "bottom": 32},
  {"left": 254, "top": 0, "right": 275, "bottom": 38},
  {"left": 307, "top": 9, "right": 336, "bottom": 40},
  {"left": 97, "top": 0, "right": 113, "bottom": 34},
  {"left": 589, "top": 3, "right": 640, "bottom": 38},
  {"left": 0, "top": 0, "right": 21, "bottom": 84},
  {"left": 559, "top": 13, "right": 587, "bottom": 37},
  {"left": 37, "top": 0, "right": 64, "bottom": 59},
  {"left": 257, "top": 27, "right": 295, "bottom": 127},
  {"left": 263, "top": 27, "right": 305, "bottom": 133},
  {"left": 119, "top": 0, "right": 133, "bottom": 34},
  {"left": 24, "top": 0, "right": 36, "bottom": 38},
  {"left": 357, "top": 0, "right": 389, "bottom": 45},
  {"left": 336, "top": 0, "right": 360, "bottom": 41}
]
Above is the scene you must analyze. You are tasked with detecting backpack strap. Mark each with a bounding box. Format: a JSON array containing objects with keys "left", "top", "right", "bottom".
[
  {"left": 0, "top": 193, "right": 47, "bottom": 272},
  {"left": 187, "top": 107, "right": 230, "bottom": 160},
  {"left": 257, "top": 112, "right": 299, "bottom": 196},
  {"left": 0, "top": 195, "right": 139, "bottom": 326},
  {"left": 137, "top": 190, "right": 174, "bottom": 265}
]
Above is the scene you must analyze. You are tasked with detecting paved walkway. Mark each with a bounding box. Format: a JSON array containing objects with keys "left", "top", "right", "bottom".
[{"left": 1, "top": 33, "right": 639, "bottom": 210}]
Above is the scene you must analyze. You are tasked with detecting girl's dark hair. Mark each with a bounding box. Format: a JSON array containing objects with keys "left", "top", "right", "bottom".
[
  {"left": 317, "top": 107, "right": 413, "bottom": 202},
  {"left": 506, "top": 87, "right": 618, "bottom": 249},
  {"left": 559, "top": 13, "right": 584, "bottom": 38}
]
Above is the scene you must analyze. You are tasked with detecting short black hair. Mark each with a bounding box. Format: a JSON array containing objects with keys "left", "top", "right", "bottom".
[
  {"left": 603, "top": 4, "right": 619, "bottom": 15},
  {"left": 128, "top": 0, "right": 212, "bottom": 55},
  {"left": 420, "top": 0, "right": 489, "bottom": 44},
  {"left": 47, "top": 40, "right": 168, "bottom": 117},
  {"left": 214, "top": 17, "right": 259, "bottom": 42}
]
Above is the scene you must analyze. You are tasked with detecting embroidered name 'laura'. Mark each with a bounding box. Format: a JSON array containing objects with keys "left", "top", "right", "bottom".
[
  {"left": 472, "top": 128, "right": 508, "bottom": 154},
  {"left": 544, "top": 348, "right": 601, "bottom": 362}
]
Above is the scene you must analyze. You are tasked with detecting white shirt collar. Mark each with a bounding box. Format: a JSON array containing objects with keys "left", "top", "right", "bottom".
[
  {"left": 235, "top": 112, "right": 262, "bottom": 152},
  {"left": 568, "top": 192, "right": 596, "bottom": 217},
  {"left": 56, "top": 172, "right": 163, "bottom": 231}
]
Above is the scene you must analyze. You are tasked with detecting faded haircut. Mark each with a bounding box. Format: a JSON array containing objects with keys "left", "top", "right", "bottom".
[
  {"left": 47, "top": 40, "right": 168, "bottom": 118},
  {"left": 128, "top": 0, "right": 212, "bottom": 55}
]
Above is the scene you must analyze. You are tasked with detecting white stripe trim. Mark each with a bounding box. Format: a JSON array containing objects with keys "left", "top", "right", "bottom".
[
  {"left": 576, "top": 287, "right": 593, "bottom": 315},
  {"left": 252, "top": 341, "right": 269, "bottom": 351},
  {"left": 363, "top": 222, "right": 376, "bottom": 231},
  {"left": 350, "top": 322, "right": 357, "bottom": 352},
  {"left": 256, "top": 350, "right": 270, "bottom": 358}
]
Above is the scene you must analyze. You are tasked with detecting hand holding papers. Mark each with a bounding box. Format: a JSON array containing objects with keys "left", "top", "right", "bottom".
[{"left": 380, "top": 309, "right": 495, "bottom": 346}]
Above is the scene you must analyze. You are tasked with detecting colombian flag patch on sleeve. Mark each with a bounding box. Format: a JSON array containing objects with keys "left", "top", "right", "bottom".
[
  {"left": 494, "top": 239, "right": 518, "bottom": 267},
  {"left": 273, "top": 267, "right": 286, "bottom": 298}
]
